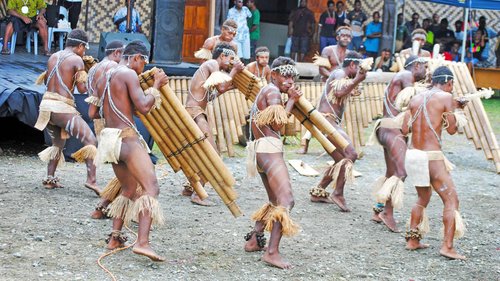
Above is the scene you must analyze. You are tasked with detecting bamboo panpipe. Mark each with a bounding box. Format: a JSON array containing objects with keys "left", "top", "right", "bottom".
[
  {"left": 291, "top": 107, "right": 336, "bottom": 154},
  {"left": 212, "top": 96, "right": 227, "bottom": 153},
  {"left": 139, "top": 69, "right": 241, "bottom": 216},
  {"left": 207, "top": 103, "right": 218, "bottom": 136},
  {"left": 218, "top": 94, "right": 235, "bottom": 156},
  {"left": 455, "top": 63, "right": 500, "bottom": 172}
]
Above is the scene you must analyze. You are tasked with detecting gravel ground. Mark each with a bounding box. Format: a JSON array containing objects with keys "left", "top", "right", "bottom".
[{"left": 0, "top": 131, "right": 499, "bottom": 281}]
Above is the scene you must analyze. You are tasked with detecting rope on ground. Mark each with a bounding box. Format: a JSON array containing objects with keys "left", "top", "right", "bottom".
[{"left": 97, "top": 226, "right": 137, "bottom": 281}]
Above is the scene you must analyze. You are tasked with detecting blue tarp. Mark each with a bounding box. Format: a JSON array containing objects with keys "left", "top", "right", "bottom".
[{"left": 418, "top": 0, "right": 500, "bottom": 10}]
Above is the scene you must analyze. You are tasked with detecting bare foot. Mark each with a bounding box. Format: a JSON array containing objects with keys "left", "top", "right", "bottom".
[
  {"left": 91, "top": 209, "right": 107, "bottom": 219},
  {"left": 44, "top": 182, "right": 64, "bottom": 189},
  {"left": 244, "top": 232, "right": 267, "bottom": 252},
  {"left": 132, "top": 245, "right": 165, "bottom": 262},
  {"left": 84, "top": 183, "right": 101, "bottom": 196},
  {"left": 181, "top": 186, "right": 193, "bottom": 197},
  {"left": 106, "top": 237, "right": 126, "bottom": 250},
  {"left": 310, "top": 195, "right": 334, "bottom": 204},
  {"left": 262, "top": 252, "right": 292, "bottom": 269},
  {"left": 379, "top": 212, "right": 400, "bottom": 232},
  {"left": 190, "top": 194, "right": 214, "bottom": 206},
  {"left": 371, "top": 213, "right": 382, "bottom": 223},
  {"left": 406, "top": 239, "right": 430, "bottom": 250},
  {"left": 43, "top": 177, "right": 64, "bottom": 189},
  {"left": 330, "top": 195, "right": 351, "bottom": 212},
  {"left": 440, "top": 248, "right": 466, "bottom": 260}
]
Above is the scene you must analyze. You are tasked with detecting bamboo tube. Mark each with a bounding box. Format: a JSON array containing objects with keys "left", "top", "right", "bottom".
[
  {"left": 343, "top": 100, "right": 355, "bottom": 149},
  {"left": 368, "top": 83, "right": 378, "bottom": 119},
  {"left": 291, "top": 107, "right": 336, "bottom": 154},
  {"left": 354, "top": 93, "right": 365, "bottom": 146},
  {"left": 233, "top": 89, "right": 246, "bottom": 125},
  {"left": 174, "top": 78, "right": 182, "bottom": 102},
  {"left": 376, "top": 83, "right": 385, "bottom": 116},
  {"left": 296, "top": 96, "right": 350, "bottom": 150},
  {"left": 181, "top": 79, "right": 189, "bottom": 104},
  {"left": 225, "top": 93, "right": 240, "bottom": 144},
  {"left": 207, "top": 102, "right": 218, "bottom": 136},
  {"left": 362, "top": 82, "right": 374, "bottom": 122},
  {"left": 358, "top": 85, "right": 369, "bottom": 127},
  {"left": 222, "top": 94, "right": 238, "bottom": 144},
  {"left": 218, "top": 95, "right": 235, "bottom": 156},
  {"left": 212, "top": 96, "right": 227, "bottom": 153}
]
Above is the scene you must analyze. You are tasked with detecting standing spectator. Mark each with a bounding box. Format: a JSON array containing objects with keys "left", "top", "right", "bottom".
[
  {"left": 395, "top": 13, "right": 409, "bottom": 52},
  {"left": 454, "top": 20, "right": 464, "bottom": 40},
  {"left": 335, "top": 1, "right": 347, "bottom": 28},
  {"left": 346, "top": 0, "right": 367, "bottom": 51},
  {"left": 1, "top": 0, "right": 51, "bottom": 56},
  {"left": 228, "top": 0, "right": 252, "bottom": 62},
  {"left": 373, "top": 48, "right": 392, "bottom": 72},
  {"left": 58, "top": 0, "right": 82, "bottom": 29},
  {"left": 435, "top": 18, "right": 455, "bottom": 51},
  {"left": 317, "top": 0, "right": 336, "bottom": 53},
  {"left": 422, "top": 18, "right": 434, "bottom": 52},
  {"left": 246, "top": 0, "right": 260, "bottom": 61},
  {"left": 288, "top": 0, "right": 315, "bottom": 62},
  {"left": 404, "top": 12, "right": 421, "bottom": 48},
  {"left": 429, "top": 13, "right": 440, "bottom": 34},
  {"left": 364, "top": 11, "right": 382, "bottom": 59},
  {"left": 113, "top": 0, "right": 142, "bottom": 33}
]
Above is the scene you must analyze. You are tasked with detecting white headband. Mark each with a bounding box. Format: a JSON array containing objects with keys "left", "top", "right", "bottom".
[
  {"left": 412, "top": 33, "right": 426, "bottom": 40},
  {"left": 105, "top": 46, "right": 125, "bottom": 52},
  {"left": 432, "top": 74, "right": 454, "bottom": 82},
  {"left": 271, "top": 64, "right": 299, "bottom": 77},
  {"left": 344, "top": 57, "right": 363, "bottom": 62},
  {"left": 256, "top": 51, "right": 269, "bottom": 57},
  {"left": 222, "top": 25, "right": 237, "bottom": 33},
  {"left": 404, "top": 57, "right": 428, "bottom": 68},
  {"left": 67, "top": 37, "right": 89, "bottom": 49}
]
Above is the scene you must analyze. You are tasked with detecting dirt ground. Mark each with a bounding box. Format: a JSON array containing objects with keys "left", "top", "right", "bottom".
[{"left": 0, "top": 130, "right": 499, "bottom": 281}]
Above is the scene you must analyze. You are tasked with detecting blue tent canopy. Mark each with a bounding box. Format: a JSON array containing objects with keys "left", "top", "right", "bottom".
[{"left": 418, "top": 0, "right": 500, "bottom": 10}]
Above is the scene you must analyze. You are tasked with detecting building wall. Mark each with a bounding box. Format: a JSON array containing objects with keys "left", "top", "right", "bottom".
[{"left": 78, "top": 0, "right": 154, "bottom": 42}]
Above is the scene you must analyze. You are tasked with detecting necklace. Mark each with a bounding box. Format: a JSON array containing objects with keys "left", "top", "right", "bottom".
[{"left": 21, "top": 0, "right": 29, "bottom": 14}]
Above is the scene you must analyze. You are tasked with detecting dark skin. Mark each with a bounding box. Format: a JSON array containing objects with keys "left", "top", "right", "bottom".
[
  {"left": 2, "top": 6, "right": 50, "bottom": 54},
  {"left": 183, "top": 54, "right": 244, "bottom": 204},
  {"left": 95, "top": 53, "right": 169, "bottom": 261},
  {"left": 371, "top": 62, "right": 427, "bottom": 232},
  {"left": 245, "top": 54, "right": 271, "bottom": 83},
  {"left": 87, "top": 50, "right": 123, "bottom": 219},
  {"left": 401, "top": 80, "right": 467, "bottom": 260},
  {"left": 311, "top": 61, "right": 366, "bottom": 212},
  {"left": 44, "top": 43, "right": 99, "bottom": 194},
  {"left": 201, "top": 29, "right": 238, "bottom": 57},
  {"left": 318, "top": 31, "right": 352, "bottom": 82},
  {"left": 243, "top": 70, "right": 302, "bottom": 269}
]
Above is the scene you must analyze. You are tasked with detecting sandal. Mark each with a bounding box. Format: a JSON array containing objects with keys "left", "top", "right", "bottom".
[{"left": 1, "top": 49, "right": 11, "bottom": 55}]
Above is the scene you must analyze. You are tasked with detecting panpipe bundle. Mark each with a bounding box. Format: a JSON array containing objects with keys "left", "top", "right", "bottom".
[
  {"left": 83, "top": 55, "right": 98, "bottom": 72},
  {"left": 444, "top": 62, "right": 500, "bottom": 173},
  {"left": 137, "top": 68, "right": 242, "bottom": 217}
]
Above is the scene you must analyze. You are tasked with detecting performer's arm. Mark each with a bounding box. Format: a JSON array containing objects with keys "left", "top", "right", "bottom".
[
  {"left": 202, "top": 37, "right": 215, "bottom": 51},
  {"left": 318, "top": 49, "right": 332, "bottom": 78},
  {"left": 128, "top": 70, "right": 168, "bottom": 114},
  {"left": 74, "top": 60, "right": 88, "bottom": 94},
  {"left": 443, "top": 94, "right": 468, "bottom": 135},
  {"left": 88, "top": 104, "right": 99, "bottom": 120},
  {"left": 331, "top": 70, "right": 366, "bottom": 99},
  {"left": 215, "top": 60, "right": 245, "bottom": 95},
  {"left": 401, "top": 110, "right": 411, "bottom": 136}
]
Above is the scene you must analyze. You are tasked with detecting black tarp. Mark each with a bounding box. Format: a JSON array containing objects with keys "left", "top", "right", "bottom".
[{"left": 0, "top": 86, "right": 157, "bottom": 163}]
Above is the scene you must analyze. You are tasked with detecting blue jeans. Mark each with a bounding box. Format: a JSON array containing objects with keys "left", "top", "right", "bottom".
[
  {"left": 320, "top": 36, "right": 336, "bottom": 53},
  {"left": 349, "top": 36, "right": 363, "bottom": 51}
]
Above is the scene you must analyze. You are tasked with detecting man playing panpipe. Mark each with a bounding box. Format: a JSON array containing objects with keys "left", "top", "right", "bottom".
[
  {"left": 182, "top": 42, "right": 244, "bottom": 205},
  {"left": 309, "top": 51, "right": 367, "bottom": 212},
  {"left": 245, "top": 46, "right": 271, "bottom": 84},
  {"left": 244, "top": 56, "right": 301, "bottom": 269},
  {"left": 401, "top": 66, "right": 467, "bottom": 260},
  {"left": 298, "top": 26, "right": 352, "bottom": 154},
  {"left": 194, "top": 19, "right": 239, "bottom": 60},
  {"left": 369, "top": 55, "right": 428, "bottom": 232},
  {"left": 85, "top": 40, "right": 125, "bottom": 220},
  {"left": 94, "top": 40, "right": 169, "bottom": 261},
  {"left": 34, "top": 29, "right": 100, "bottom": 195}
]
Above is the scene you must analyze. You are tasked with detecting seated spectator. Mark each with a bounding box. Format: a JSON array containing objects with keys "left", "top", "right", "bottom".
[
  {"left": 113, "top": 0, "right": 142, "bottom": 33},
  {"left": 358, "top": 44, "right": 367, "bottom": 58},
  {"left": 434, "top": 18, "right": 455, "bottom": 51},
  {"left": 445, "top": 41, "right": 461, "bottom": 62},
  {"left": 1, "top": 0, "right": 51, "bottom": 56},
  {"left": 373, "top": 48, "right": 392, "bottom": 72},
  {"left": 454, "top": 20, "right": 464, "bottom": 41},
  {"left": 467, "top": 31, "right": 486, "bottom": 62}
]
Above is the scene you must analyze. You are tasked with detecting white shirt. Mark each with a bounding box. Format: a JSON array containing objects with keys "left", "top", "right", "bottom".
[{"left": 227, "top": 6, "right": 252, "bottom": 42}]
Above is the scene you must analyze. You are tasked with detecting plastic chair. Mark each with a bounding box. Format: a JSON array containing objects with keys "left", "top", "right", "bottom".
[
  {"left": 48, "top": 6, "right": 71, "bottom": 52},
  {"left": 11, "top": 30, "right": 39, "bottom": 55}
]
